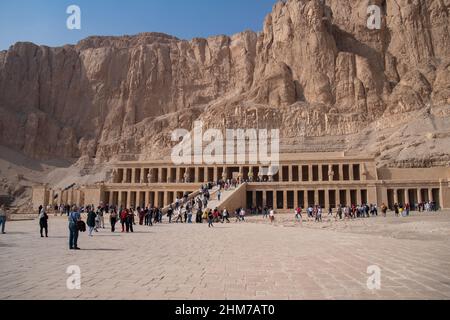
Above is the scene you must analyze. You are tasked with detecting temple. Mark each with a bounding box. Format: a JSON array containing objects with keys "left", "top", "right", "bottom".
[{"left": 32, "top": 152, "right": 450, "bottom": 211}]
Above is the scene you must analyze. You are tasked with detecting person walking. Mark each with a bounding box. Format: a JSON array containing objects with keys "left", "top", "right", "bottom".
[
  {"left": 87, "top": 209, "right": 97, "bottom": 237},
  {"left": 316, "top": 206, "right": 323, "bottom": 223},
  {"left": 222, "top": 208, "right": 230, "bottom": 223},
  {"left": 269, "top": 208, "right": 275, "bottom": 224},
  {"left": 68, "top": 208, "right": 81, "bottom": 250},
  {"left": 126, "top": 209, "right": 134, "bottom": 233},
  {"left": 239, "top": 208, "right": 246, "bottom": 222},
  {"left": 207, "top": 209, "right": 214, "bottom": 228},
  {"left": 167, "top": 206, "right": 174, "bottom": 224},
  {"left": 0, "top": 205, "right": 7, "bottom": 234},
  {"left": 39, "top": 207, "right": 49, "bottom": 238},
  {"left": 110, "top": 209, "right": 118, "bottom": 232}
]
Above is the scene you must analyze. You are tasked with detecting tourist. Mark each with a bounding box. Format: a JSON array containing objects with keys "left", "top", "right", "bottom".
[
  {"left": 110, "top": 209, "right": 118, "bottom": 232},
  {"left": 263, "top": 206, "right": 269, "bottom": 219},
  {"left": 167, "top": 206, "right": 173, "bottom": 223},
  {"left": 240, "top": 208, "right": 246, "bottom": 222},
  {"left": 381, "top": 203, "right": 388, "bottom": 217},
  {"left": 0, "top": 205, "right": 7, "bottom": 234},
  {"left": 328, "top": 207, "right": 333, "bottom": 218},
  {"left": 175, "top": 208, "right": 183, "bottom": 223},
  {"left": 98, "top": 208, "right": 105, "bottom": 228},
  {"left": 120, "top": 208, "right": 127, "bottom": 232},
  {"left": 87, "top": 209, "right": 97, "bottom": 237},
  {"left": 218, "top": 191, "right": 222, "bottom": 202},
  {"left": 126, "top": 209, "right": 134, "bottom": 233},
  {"left": 269, "top": 208, "right": 275, "bottom": 223},
  {"left": 295, "top": 207, "right": 302, "bottom": 223},
  {"left": 68, "top": 208, "right": 81, "bottom": 250},
  {"left": 222, "top": 208, "right": 230, "bottom": 223},
  {"left": 394, "top": 203, "right": 399, "bottom": 217},
  {"left": 38, "top": 207, "right": 49, "bottom": 238},
  {"left": 316, "top": 206, "right": 323, "bottom": 223},
  {"left": 187, "top": 207, "right": 193, "bottom": 224},
  {"left": 207, "top": 209, "right": 214, "bottom": 228},
  {"left": 138, "top": 207, "right": 145, "bottom": 225},
  {"left": 336, "top": 205, "right": 343, "bottom": 220}
]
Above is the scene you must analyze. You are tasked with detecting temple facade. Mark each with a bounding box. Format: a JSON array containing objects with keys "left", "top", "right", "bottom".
[{"left": 32, "top": 152, "right": 450, "bottom": 211}]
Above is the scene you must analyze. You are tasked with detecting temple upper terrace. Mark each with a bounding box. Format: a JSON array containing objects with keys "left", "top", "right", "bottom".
[{"left": 110, "top": 152, "right": 377, "bottom": 185}]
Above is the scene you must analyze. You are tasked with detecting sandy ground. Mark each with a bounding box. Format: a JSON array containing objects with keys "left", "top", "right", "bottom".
[{"left": 0, "top": 210, "right": 449, "bottom": 300}]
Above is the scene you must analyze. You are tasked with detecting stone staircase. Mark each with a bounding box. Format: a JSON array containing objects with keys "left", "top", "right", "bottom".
[{"left": 207, "top": 183, "right": 247, "bottom": 211}]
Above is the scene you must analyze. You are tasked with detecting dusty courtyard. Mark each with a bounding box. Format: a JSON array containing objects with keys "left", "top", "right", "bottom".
[{"left": 1, "top": 211, "right": 450, "bottom": 300}]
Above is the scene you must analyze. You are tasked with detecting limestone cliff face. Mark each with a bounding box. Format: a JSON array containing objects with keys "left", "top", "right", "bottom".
[{"left": 0, "top": 0, "right": 449, "bottom": 167}]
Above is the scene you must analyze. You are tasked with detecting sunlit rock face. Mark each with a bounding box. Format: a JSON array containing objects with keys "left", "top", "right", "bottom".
[{"left": 0, "top": 0, "right": 449, "bottom": 168}]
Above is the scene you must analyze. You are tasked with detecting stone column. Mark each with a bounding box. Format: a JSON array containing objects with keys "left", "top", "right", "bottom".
[
  {"left": 117, "top": 191, "right": 122, "bottom": 208},
  {"left": 283, "top": 190, "right": 288, "bottom": 209},
  {"left": 428, "top": 188, "right": 434, "bottom": 202},
  {"left": 405, "top": 189, "right": 410, "bottom": 205},
  {"left": 356, "top": 189, "right": 362, "bottom": 205},
  {"left": 304, "top": 191, "right": 309, "bottom": 208},
  {"left": 136, "top": 192, "right": 142, "bottom": 208},
  {"left": 131, "top": 169, "right": 136, "bottom": 184},
  {"left": 349, "top": 165, "right": 354, "bottom": 181},
  {"left": 394, "top": 189, "right": 399, "bottom": 204},
  {"left": 274, "top": 191, "right": 278, "bottom": 209},
  {"left": 289, "top": 166, "right": 293, "bottom": 182},
  {"left": 325, "top": 189, "right": 330, "bottom": 209},
  {"left": 309, "top": 165, "right": 313, "bottom": 182},
  {"left": 122, "top": 169, "right": 126, "bottom": 183},
  {"left": 164, "top": 191, "right": 169, "bottom": 207},
  {"left": 214, "top": 167, "right": 218, "bottom": 182},
  {"left": 346, "top": 190, "right": 351, "bottom": 206},
  {"left": 336, "top": 189, "right": 341, "bottom": 207},
  {"left": 145, "top": 192, "right": 150, "bottom": 208},
  {"left": 318, "top": 165, "right": 323, "bottom": 181},
  {"left": 339, "top": 164, "right": 343, "bottom": 181},
  {"left": 263, "top": 191, "right": 267, "bottom": 207},
  {"left": 126, "top": 191, "right": 131, "bottom": 208},
  {"left": 194, "top": 167, "right": 199, "bottom": 183},
  {"left": 252, "top": 191, "right": 257, "bottom": 207},
  {"left": 418, "top": 189, "right": 423, "bottom": 203},
  {"left": 314, "top": 190, "right": 319, "bottom": 206}
]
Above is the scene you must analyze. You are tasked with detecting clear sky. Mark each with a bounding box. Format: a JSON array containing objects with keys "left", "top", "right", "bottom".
[{"left": 0, "top": 0, "right": 276, "bottom": 51}]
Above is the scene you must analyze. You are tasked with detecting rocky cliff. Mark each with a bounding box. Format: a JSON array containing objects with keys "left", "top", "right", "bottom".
[{"left": 0, "top": 0, "right": 449, "bottom": 196}]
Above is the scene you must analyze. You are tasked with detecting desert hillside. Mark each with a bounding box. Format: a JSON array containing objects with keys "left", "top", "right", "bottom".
[{"left": 0, "top": 0, "right": 449, "bottom": 208}]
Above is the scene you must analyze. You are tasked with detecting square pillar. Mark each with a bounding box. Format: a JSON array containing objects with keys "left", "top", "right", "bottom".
[
  {"left": 263, "top": 191, "right": 267, "bottom": 207},
  {"left": 288, "top": 166, "right": 293, "bottom": 182},
  {"left": 394, "top": 189, "right": 399, "bottom": 204},
  {"left": 308, "top": 165, "right": 313, "bottom": 182},
  {"left": 195, "top": 167, "right": 199, "bottom": 183},
  {"left": 252, "top": 191, "right": 257, "bottom": 207},
  {"left": 283, "top": 190, "right": 288, "bottom": 209},
  {"left": 356, "top": 189, "right": 362, "bottom": 205},
  {"left": 118, "top": 192, "right": 123, "bottom": 208},
  {"left": 349, "top": 165, "right": 354, "bottom": 181},
  {"left": 336, "top": 189, "right": 341, "bottom": 207},
  {"left": 273, "top": 191, "right": 278, "bottom": 210},
  {"left": 126, "top": 191, "right": 131, "bottom": 209},
  {"left": 428, "top": 188, "right": 433, "bottom": 202},
  {"left": 304, "top": 191, "right": 308, "bottom": 208},
  {"left": 339, "top": 164, "right": 343, "bottom": 181},
  {"left": 318, "top": 165, "right": 323, "bottom": 181},
  {"left": 314, "top": 190, "right": 319, "bottom": 206},
  {"left": 346, "top": 190, "right": 351, "bottom": 206},
  {"left": 325, "top": 189, "right": 330, "bottom": 209},
  {"left": 131, "top": 169, "right": 136, "bottom": 184}
]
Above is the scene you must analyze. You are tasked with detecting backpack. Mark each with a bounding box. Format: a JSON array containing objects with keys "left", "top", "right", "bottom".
[{"left": 77, "top": 220, "right": 86, "bottom": 232}]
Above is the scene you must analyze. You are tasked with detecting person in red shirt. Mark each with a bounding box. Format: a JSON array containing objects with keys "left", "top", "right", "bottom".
[{"left": 120, "top": 209, "right": 128, "bottom": 232}]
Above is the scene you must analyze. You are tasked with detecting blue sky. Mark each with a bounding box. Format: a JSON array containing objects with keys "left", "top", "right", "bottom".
[{"left": 0, "top": 0, "right": 276, "bottom": 51}]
